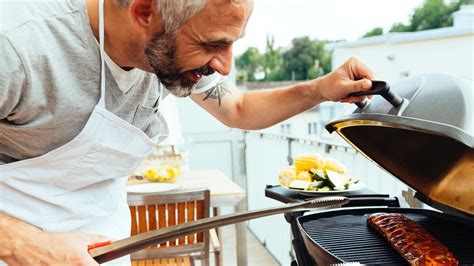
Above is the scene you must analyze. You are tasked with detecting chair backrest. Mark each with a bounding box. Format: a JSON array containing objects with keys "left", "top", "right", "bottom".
[{"left": 128, "top": 188, "right": 210, "bottom": 260}]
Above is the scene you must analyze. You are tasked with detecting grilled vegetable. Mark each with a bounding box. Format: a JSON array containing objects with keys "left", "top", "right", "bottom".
[
  {"left": 296, "top": 171, "right": 312, "bottom": 182},
  {"left": 295, "top": 154, "right": 326, "bottom": 172},
  {"left": 324, "top": 157, "right": 346, "bottom": 174},
  {"left": 288, "top": 180, "right": 310, "bottom": 190},
  {"left": 279, "top": 154, "right": 358, "bottom": 192},
  {"left": 326, "top": 170, "right": 349, "bottom": 190},
  {"left": 278, "top": 166, "right": 297, "bottom": 187},
  {"left": 308, "top": 181, "right": 325, "bottom": 191},
  {"left": 318, "top": 186, "right": 331, "bottom": 191},
  {"left": 309, "top": 168, "right": 327, "bottom": 181}
]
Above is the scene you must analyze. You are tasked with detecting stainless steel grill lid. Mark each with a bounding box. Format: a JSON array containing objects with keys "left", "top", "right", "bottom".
[{"left": 325, "top": 73, "right": 473, "bottom": 219}]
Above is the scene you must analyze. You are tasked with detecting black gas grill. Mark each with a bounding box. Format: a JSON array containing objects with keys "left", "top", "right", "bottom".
[
  {"left": 299, "top": 208, "right": 474, "bottom": 265},
  {"left": 265, "top": 185, "right": 403, "bottom": 265},
  {"left": 266, "top": 74, "right": 473, "bottom": 265},
  {"left": 266, "top": 185, "right": 474, "bottom": 265}
]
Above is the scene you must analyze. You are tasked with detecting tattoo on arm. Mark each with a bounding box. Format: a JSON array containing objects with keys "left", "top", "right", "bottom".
[{"left": 202, "top": 79, "right": 232, "bottom": 106}]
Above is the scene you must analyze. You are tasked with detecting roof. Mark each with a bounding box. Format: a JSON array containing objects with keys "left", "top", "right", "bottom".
[{"left": 326, "top": 26, "right": 474, "bottom": 50}]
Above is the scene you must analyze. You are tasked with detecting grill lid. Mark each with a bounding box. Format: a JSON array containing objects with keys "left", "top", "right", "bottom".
[{"left": 325, "top": 73, "right": 473, "bottom": 219}]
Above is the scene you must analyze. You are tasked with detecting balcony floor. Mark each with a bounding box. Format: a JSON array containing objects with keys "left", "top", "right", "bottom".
[{"left": 197, "top": 225, "right": 279, "bottom": 266}]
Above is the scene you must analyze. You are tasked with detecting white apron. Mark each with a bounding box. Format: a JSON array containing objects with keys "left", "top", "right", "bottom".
[{"left": 0, "top": 0, "right": 165, "bottom": 264}]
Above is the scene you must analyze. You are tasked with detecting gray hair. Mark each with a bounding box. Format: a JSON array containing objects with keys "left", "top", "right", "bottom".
[{"left": 116, "top": 0, "right": 206, "bottom": 33}]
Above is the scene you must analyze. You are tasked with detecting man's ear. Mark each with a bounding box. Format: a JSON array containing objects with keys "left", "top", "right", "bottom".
[{"left": 129, "top": 0, "right": 161, "bottom": 37}]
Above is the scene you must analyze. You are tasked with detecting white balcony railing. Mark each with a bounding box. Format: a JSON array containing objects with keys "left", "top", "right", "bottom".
[{"left": 244, "top": 131, "right": 410, "bottom": 265}]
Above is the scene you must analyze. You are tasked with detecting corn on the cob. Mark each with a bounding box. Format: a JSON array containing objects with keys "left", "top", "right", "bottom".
[
  {"left": 296, "top": 171, "right": 312, "bottom": 182},
  {"left": 278, "top": 166, "right": 297, "bottom": 187},
  {"left": 295, "top": 154, "right": 326, "bottom": 172},
  {"left": 324, "top": 157, "right": 346, "bottom": 174}
]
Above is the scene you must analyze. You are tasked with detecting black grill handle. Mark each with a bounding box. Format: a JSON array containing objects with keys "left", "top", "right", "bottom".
[
  {"left": 346, "top": 197, "right": 400, "bottom": 208},
  {"left": 350, "top": 80, "right": 403, "bottom": 109}
]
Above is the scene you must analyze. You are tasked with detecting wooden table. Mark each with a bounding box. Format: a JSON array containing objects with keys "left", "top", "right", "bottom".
[{"left": 128, "top": 170, "right": 247, "bottom": 266}]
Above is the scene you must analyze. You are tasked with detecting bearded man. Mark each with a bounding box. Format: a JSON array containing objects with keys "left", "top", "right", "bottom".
[{"left": 0, "top": 0, "right": 373, "bottom": 264}]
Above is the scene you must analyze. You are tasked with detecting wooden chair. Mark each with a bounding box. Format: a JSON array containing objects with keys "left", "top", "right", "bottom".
[{"left": 128, "top": 189, "right": 221, "bottom": 266}]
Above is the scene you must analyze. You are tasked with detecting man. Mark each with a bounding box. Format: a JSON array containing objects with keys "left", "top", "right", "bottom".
[{"left": 0, "top": 0, "right": 373, "bottom": 264}]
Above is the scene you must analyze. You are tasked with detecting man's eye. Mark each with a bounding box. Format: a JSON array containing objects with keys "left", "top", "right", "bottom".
[
  {"left": 200, "top": 44, "right": 218, "bottom": 53},
  {"left": 206, "top": 43, "right": 220, "bottom": 49}
]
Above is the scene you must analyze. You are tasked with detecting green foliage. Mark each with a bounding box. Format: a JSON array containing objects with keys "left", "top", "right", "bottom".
[
  {"left": 235, "top": 47, "right": 262, "bottom": 82},
  {"left": 262, "top": 35, "right": 284, "bottom": 81},
  {"left": 410, "top": 0, "right": 451, "bottom": 31},
  {"left": 389, "top": 0, "right": 467, "bottom": 32},
  {"left": 281, "top": 37, "right": 329, "bottom": 80},
  {"left": 235, "top": 35, "right": 332, "bottom": 82},
  {"left": 363, "top": 27, "right": 384, "bottom": 37},
  {"left": 389, "top": 23, "right": 410, "bottom": 33}
]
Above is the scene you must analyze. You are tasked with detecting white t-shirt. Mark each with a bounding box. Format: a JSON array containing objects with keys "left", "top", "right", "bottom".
[{"left": 102, "top": 52, "right": 144, "bottom": 94}]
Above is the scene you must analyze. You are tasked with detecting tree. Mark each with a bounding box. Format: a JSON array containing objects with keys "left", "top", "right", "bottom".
[
  {"left": 389, "top": 0, "right": 468, "bottom": 33},
  {"left": 235, "top": 47, "right": 263, "bottom": 82},
  {"left": 319, "top": 51, "right": 332, "bottom": 75},
  {"left": 236, "top": 37, "right": 332, "bottom": 82},
  {"left": 410, "top": 0, "right": 451, "bottom": 31},
  {"left": 389, "top": 23, "right": 410, "bottom": 33},
  {"left": 262, "top": 35, "right": 284, "bottom": 81},
  {"left": 281, "top": 37, "right": 330, "bottom": 80},
  {"left": 363, "top": 27, "right": 384, "bottom": 37}
]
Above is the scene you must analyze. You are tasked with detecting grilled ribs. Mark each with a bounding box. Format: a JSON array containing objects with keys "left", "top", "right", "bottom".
[{"left": 367, "top": 213, "right": 458, "bottom": 266}]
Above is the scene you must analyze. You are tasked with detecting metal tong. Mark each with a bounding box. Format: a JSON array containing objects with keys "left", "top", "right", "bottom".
[{"left": 90, "top": 196, "right": 349, "bottom": 263}]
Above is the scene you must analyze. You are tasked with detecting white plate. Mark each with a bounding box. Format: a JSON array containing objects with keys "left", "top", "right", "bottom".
[
  {"left": 281, "top": 182, "right": 365, "bottom": 196},
  {"left": 126, "top": 183, "right": 179, "bottom": 194}
]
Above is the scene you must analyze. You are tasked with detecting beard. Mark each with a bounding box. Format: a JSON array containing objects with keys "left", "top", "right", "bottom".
[{"left": 144, "top": 30, "right": 215, "bottom": 97}]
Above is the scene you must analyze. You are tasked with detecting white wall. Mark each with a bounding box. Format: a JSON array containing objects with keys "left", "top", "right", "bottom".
[
  {"left": 261, "top": 111, "right": 321, "bottom": 137},
  {"left": 332, "top": 34, "right": 474, "bottom": 82},
  {"left": 261, "top": 102, "right": 354, "bottom": 141},
  {"left": 176, "top": 97, "right": 236, "bottom": 179}
]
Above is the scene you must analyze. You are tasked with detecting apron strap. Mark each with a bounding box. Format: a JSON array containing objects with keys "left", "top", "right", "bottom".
[
  {"left": 96, "top": 0, "right": 164, "bottom": 110},
  {"left": 97, "top": 0, "right": 106, "bottom": 108}
]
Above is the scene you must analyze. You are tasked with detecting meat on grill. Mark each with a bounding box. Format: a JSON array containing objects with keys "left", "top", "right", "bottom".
[{"left": 367, "top": 213, "right": 458, "bottom": 266}]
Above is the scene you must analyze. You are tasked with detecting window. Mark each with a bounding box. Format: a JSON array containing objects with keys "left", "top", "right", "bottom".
[
  {"left": 280, "top": 123, "right": 292, "bottom": 135},
  {"left": 308, "top": 122, "right": 318, "bottom": 135},
  {"left": 400, "top": 71, "right": 410, "bottom": 77}
]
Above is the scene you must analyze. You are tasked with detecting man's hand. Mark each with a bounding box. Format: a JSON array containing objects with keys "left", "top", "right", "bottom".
[
  {"left": 1, "top": 218, "right": 107, "bottom": 266},
  {"left": 314, "top": 56, "right": 375, "bottom": 103}
]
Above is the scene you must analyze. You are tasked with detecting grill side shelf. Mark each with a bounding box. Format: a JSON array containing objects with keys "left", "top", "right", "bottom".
[{"left": 265, "top": 185, "right": 399, "bottom": 207}]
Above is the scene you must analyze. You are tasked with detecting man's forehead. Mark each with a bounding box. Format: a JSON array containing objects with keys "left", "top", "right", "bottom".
[
  {"left": 207, "top": 0, "right": 253, "bottom": 5},
  {"left": 194, "top": 0, "right": 252, "bottom": 35},
  {"left": 204, "top": 0, "right": 253, "bottom": 16}
]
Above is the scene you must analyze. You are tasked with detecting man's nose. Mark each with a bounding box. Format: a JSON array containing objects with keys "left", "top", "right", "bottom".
[{"left": 208, "top": 46, "right": 233, "bottom": 76}]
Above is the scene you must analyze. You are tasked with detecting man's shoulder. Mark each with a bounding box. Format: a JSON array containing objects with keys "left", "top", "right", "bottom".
[
  {"left": 1, "top": 0, "right": 83, "bottom": 33},
  {"left": 1, "top": 0, "right": 92, "bottom": 54},
  {"left": 1, "top": 0, "right": 97, "bottom": 77}
]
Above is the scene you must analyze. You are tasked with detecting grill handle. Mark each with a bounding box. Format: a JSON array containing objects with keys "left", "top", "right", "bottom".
[{"left": 350, "top": 80, "right": 403, "bottom": 109}]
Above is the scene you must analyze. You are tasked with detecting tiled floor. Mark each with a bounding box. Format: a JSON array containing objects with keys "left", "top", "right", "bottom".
[{"left": 197, "top": 225, "right": 279, "bottom": 266}]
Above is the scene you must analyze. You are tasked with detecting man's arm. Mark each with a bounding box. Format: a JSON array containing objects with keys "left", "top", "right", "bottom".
[
  {"left": 0, "top": 212, "right": 105, "bottom": 265},
  {"left": 191, "top": 57, "right": 374, "bottom": 130}
]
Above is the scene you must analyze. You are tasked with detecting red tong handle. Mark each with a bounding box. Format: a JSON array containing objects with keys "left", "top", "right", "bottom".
[{"left": 87, "top": 240, "right": 112, "bottom": 251}]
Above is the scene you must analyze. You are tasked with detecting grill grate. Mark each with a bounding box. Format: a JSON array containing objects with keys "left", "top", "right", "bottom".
[{"left": 300, "top": 210, "right": 474, "bottom": 264}]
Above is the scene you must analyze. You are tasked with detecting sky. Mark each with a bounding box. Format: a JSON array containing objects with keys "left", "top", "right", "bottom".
[{"left": 234, "top": 0, "right": 426, "bottom": 55}]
